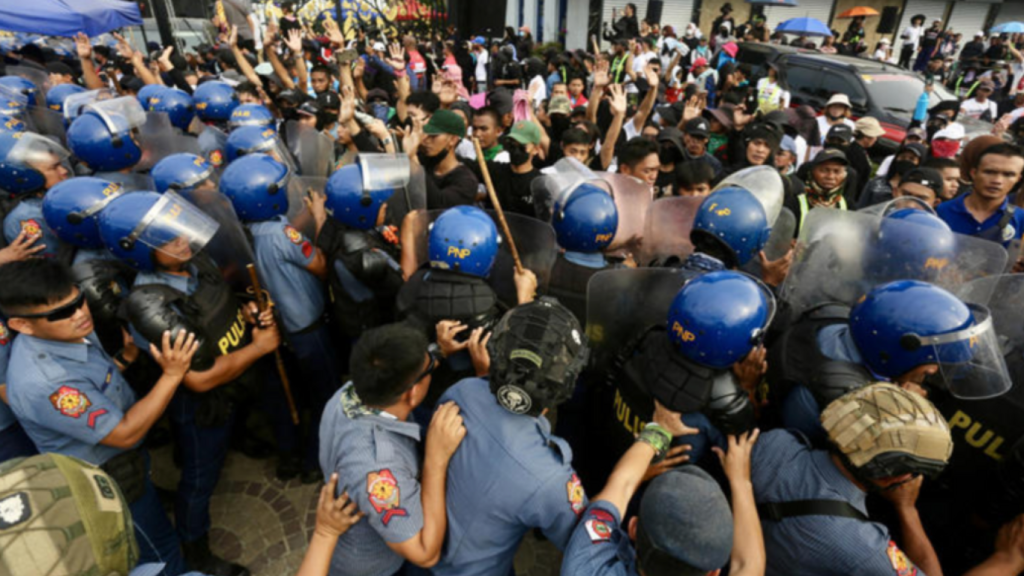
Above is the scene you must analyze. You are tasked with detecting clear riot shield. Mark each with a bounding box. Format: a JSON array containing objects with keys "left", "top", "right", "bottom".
[
  {"left": 639, "top": 196, "right": 702, "bottom": 266},
  {"left": 285, "top": 176, "right": 326, "bottom": 239},
  {"left": 285, "top": 120, "right": 334, "bottom": 177},
  {"left": 6, "top": 65, "right": 48, "bottom": 104},
  {"left": 585, "top": 268, "right": 688, "bottom": 370},
  {"left": 199, "top": 125, "right": 229, "bottom": 169},
  {"left": 135, "top": 112, "right": 199, "bottom": 171},
  {"left": 598, "top": 172, "right": 652, "bottom": 255},
  {"left": 179, "top": 186, "right": 256, "bottom": 291},
  {"left": 957, "top": 275, "right": 1024, "bottom": 352},
  {"left": 405, "top": 209, "right": 558, "bottom": 306},
  {"left": 714, "top": 165, "right": 784, "bottom": 225},
  {"left": 530, "top": 157, "right": 612, "bottom": 222},
  {"left": 779, "top": 208, "right": 1009, "bottom": 318},
  {"left": 740, "top": 206, "right": 798, "bottom": 278},
  {"left": 381, "top": 159, "right": 427, "bottom": 225}
]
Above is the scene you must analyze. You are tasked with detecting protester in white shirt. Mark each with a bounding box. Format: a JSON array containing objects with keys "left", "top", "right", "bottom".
[
  {"left": 960, "top": 79, "right": 999, "bottom": 121},
  {"left": 898, "top": 15, "right": 925, "bottom": 68}
]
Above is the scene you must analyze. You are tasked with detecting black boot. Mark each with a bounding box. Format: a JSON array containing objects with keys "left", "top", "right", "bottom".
[{"left": 183, "top": 534, "right": 250, "bottom": 576}]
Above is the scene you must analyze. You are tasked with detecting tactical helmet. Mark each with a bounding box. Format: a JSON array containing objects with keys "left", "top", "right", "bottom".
[
  {"left": 44, "top": 83, "right": 86, "bottom": 115},
  {"left": 193, "top": 80, "right": 239, "bottom": 122},
  {"left": 136, "top": 83, "right": 165, "bottom": 110},
  {"left": 42, "top": 177, "right": 125, "bottom": 249},
  {"left": 225, "top": 125, "right": 283, "bottom": 163},
  {"left": 428, "top": 206, "right": 500, "bottom": 277},
  {"left": 872, "top": 208, "right": 957, "bottom": 281},
  {"left": 325, "top": 162, "right": 393, "bottom": 230},
  {"left": 220, "top": 153, "right": 291, "bottom": 221},
  {"left": 0, "top": 454, "right": 139, "bottom": 576},
  {"left": 1, "top": 116, "right": 27, "bottom": 133},
  {"left": 850, "top": 281, "right": 1000, "bottom": 390},
  {"left": 147, "top": 86, "right": 196, "bottom": 131},
  {"left": 99, "top": 191, "right": 218, "bottom": 271},
  {"left": 822, "top": 382, "right": 953, "bottom": 480},
  {"left": 0, "top": 131, "right": 70, "bottom": 194},
  {"left": 0, "top": 75, "right": 38, "bottom": 107},
  {"left": 551, "top": 183, "right": 618, "bottom": 253},
  {"left": 151, "top": 153, "right": 217, "bottom": 194},
  {"left": 66, "top": 97, "right": 146, "bottom": 172},
  {"left": 691, "top": 185, "right": 771, "bottom": 267},
  {"left": 666, "top": 271, "right": 775, "bottom": 369},
  {"left": 229, "top": 103, "right": 275, "bottom": 129},
  {"left": 487, "top": 297, "right": 590, "bottom": 417}
]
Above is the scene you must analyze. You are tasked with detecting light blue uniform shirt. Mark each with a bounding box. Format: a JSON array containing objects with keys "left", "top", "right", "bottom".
[
  {"left": 3, "top": 197, "right": 61, "bottom": 259},
  {"left": 318, "top": 382, "right": 426, "bottom": 576},
  {"left": 561, "top": 500, "right": 637, "bottom": 576},
  {"left": 0, "top": 317, "right": 15, "bottom": 432},
  {"left": 433, "top": 378, "right": 587, "bottom": 576},
  {"left": 248, "top": 215, "right": 323, "bottom": 333},
  {"left": 7, "top": 332, "right": 137, "bottom": 465}
]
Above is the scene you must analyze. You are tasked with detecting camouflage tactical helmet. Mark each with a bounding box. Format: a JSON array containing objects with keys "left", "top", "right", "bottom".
[{"left": 821, "top": 383, "right": 953, "bottom": 481}]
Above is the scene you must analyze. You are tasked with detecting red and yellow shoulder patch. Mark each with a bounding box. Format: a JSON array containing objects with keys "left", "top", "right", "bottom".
[
  {"left": 284, "top": 225, "right": 313, "bottom": 258},
  {"left": 49, "top": 386, "right": 92, "bottom": 418},
  {"left": 0, "top": 319, "right": 9, "bottom": 346},
  {"left": 567, "top": 473, "right": 585, "bottom": 516},
  {"left": 366, "top": 469, "right": 408, "bottom": 526},
  {"left": 209, "top": 149, "right": 224, "bottom": 167},
  {"left": 887, "top": 540, "right": 918, "bottom": 576},
  {"left": 20, "top": 219, "right": 41, "bottom": 238}
]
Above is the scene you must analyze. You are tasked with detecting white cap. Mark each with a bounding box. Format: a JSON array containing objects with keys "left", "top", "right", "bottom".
[
  {"left": 934, "top": 123, "right": 966, "bottom": 141},
  {"left": 372, "top": 42, "right": 386, "bottom": 52},
  {"left": 975, "top": 31, "right": 985, "bottom": 38},
  {"left": 826, "top": 93, "right": 852, "bottom": 108},
  {"left": 880, "top": 37, "right": 891, "bottom": 44}
]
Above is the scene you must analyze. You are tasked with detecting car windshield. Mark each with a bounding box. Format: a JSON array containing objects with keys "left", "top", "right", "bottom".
[{"left": 861, "top": 73, "right": 958, "bottom": 117}]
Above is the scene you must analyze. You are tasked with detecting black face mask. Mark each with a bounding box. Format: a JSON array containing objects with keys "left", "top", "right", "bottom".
[
  {"left": 280, "top": 106, "right": 299, "bottom": 121},
  {"left": 504, "top": 138, "right": 531, "bottom": 166},
  {"left": 417, "top": 147, "right": 449, "bottom": 170},
  {"left": 659, "top": 143, "right": 681, "bottom": 165}
]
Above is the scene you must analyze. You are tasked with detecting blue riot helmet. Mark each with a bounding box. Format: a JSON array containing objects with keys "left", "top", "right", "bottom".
[
  {"left": 0, "top": 76, "right": 38, "bottom": 107},
  {"left": 224, "top": 125, "right": 296, "bottom": 168},
  {"left": 99, "top": 191, "right": 219, "bottom": 271},
  {"left": 136, "top": 84, "right": 165, "bottom": 110},
  {"left": 325, "top": 163, "right": 394, "bottom": 229},
  {"left": 872, "top": 208, "right": 956, "bottom": 281},
  {"left": 1, "top": 117, "right": 27, "bottom": 133},
  {"left": 42, "top": 177, "right": 126, "bottom": 248},
  {"left": 0, "top": 131, "right": 71, "bottom": 195},
  {"left": 44, "top": 83, "right": 86, "bottom": 115},
  {"left": 850, "top": 280, "right": 1010, "bottom": 399},
  {"left": 691, "top": 185, "right": 771, "bottom": 267},
  {"left": 148, "top": 87, "right": 196, "bottom": 131},
  {"left": 151, "top": 153, "right": 218, "bottom": 194},
  {"left": 229, "top": 103, "right": 275, "bottom": 129},
  {"left": 219, "top": 154, "right": 291, "bottom": 221},
  {"left": 193, "top": 81, "right": 239, "bottom": 122},
  {"left": 551, "top": 183, "right": 618, "bottom": 253},
  {"left": 428, "top": 206, "right": 500, "bottom": 277},
  {"left": 67, "top": 96, "right": 147, "bottom": 172},
  {"left": 666, "top": 270, "right": 775, "bottom": 369},
  {"left": 0, "top": 82, "right": 29, "bottom": 119}
]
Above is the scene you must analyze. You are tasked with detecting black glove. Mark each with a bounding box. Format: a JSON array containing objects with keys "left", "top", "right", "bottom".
[{"left": 71, "top": 259, "right": 137, "bottom": 325}]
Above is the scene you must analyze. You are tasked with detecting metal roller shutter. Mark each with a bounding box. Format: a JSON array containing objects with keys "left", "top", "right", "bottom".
[
  {"left": 994, "top": 1, "right": 1024, "bottom": 26},
  {"left": 659, "top": 0, "right": 698, "bottom": 33},
  {"left": 945, "top": 2, "right": 996, "bottom": 57},
  {"left": 897, "top": 0, "right": 949, "bottom": 37},
  {"left": 764, "top": 0, "right": 834, "bottom": 35}
]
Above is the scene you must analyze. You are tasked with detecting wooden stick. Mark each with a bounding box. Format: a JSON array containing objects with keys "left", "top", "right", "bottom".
[
  {"left": 247, "top": 263, "right": 299, "bottom": 425},
  {"left": 472, "top": 137, "right": 523, "bottom": 273}
]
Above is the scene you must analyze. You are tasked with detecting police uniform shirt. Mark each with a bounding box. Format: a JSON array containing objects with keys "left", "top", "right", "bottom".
[
  {"left": 935, "top": 193, "right": 1024, "bottom": 247},
  {"left": 751, "top": 429, "right": 925, "bottom": 576},
  {"left": 433, "top": 378, "right": 587, "bottom": 576},
  {"left": 0, "top": 317, "right": 16, "bottom": 433},
  {"left": 3, "top": 197, "right": 61, "bottom": 259},
  {"left": 318, "top": 382, "right": 425, "bottom": 576},
  {"left": 6, "top": 332, "right": 137, "bottom": 465},
  {"left": 248, "top": 215, "right": 324, "bottom": 333},
  {"left": 561, "top": 500, "right": 638, "bottom": 576}
]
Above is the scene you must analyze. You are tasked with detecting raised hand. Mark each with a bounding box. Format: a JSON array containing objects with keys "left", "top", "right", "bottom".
[
  {"left": 74, "top": 32, "right": 92, "bottom": 60},
  {"left": 608, "top": 83, "right": 627, "bottom": 116}
]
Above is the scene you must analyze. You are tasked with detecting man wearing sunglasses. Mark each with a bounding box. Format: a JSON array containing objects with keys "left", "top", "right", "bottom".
[
  {"left": 319, "top": 323, "right": 467, "bottom": 576},
  {"left": 0, "top": 258, "right": 199, "bottom": 575}
]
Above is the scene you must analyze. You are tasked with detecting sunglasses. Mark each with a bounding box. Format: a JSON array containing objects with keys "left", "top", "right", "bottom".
[
  {"left": 14, "top": 288, "right": 86, "bottom": 322},
  {"left": 414, "top": 349, "right": 440, "bottom": 382}
]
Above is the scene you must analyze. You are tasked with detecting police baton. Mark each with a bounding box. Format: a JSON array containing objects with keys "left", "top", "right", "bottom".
[
  {"left": 246, "top": 263, "right": 300, "bottom": 425},
  {"left": 472, "top": 137, "right": 524, "bottom": 274}
]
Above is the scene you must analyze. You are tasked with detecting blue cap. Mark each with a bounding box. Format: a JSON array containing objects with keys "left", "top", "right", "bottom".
[
  {"left": 638, "top": 467, "right": 732, "bottom": 572},
  {"left": 473, "top": 36, "right": 486, "bottom": 45}
]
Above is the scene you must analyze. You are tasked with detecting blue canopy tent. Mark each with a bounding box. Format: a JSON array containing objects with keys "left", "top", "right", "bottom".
[{"left": 0, "top": 0, "right": 142, "bottom": 38}]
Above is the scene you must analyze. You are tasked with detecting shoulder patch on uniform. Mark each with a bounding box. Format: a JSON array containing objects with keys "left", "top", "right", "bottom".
[
  {"left": 584, "top": 518, "right": 613, "bottom": 543},
  {"left": 588, "top": 508, "right": 614, "bottom": 522},
  {"left": 284, "top": 224, "right": 313, "bottom": 257},
  {"left": 49, "top": 385, "right": 92, "bottom": 418},
  {"left": 366, "top": 469, "right": 408, "bottom": 526},
  {"left": 209, "top": 149, "right": 224, "bottom": 167},
  {"left": 0, "top": 319, "right": 9, "bottom": 346},
  {"left": 567, "top": 473, "right": 585, "bottom": 516},
  {"left": 87, "top": 409, "right": 109, "bottom": 429},
  {"left": 0, "top": 493, "right": 31, "bottom": 529},
  {"left": 19, "top": 218, "right": 42, "bottom": 238},
  {"left": 886, "top": 540, "right": 918, "bottom": 576}
]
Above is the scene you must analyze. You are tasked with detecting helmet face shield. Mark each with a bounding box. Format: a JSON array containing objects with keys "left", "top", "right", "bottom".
[
  {"left": 8, "top": 132, "right": 70, "bottom": 167},
  {"left": 359, "top": 153, "right": 410, "bottom": 192},
  {"left": 83, "top": 96, "right": 148, "bottom": 135},
  {"left": 911, "top": 306, "right": 1011, "bottom": 399},
  {"left": 712, "top": 165, "right": 784, "bottom": 226},
  {"left": 63, "top": 88, "right": 117, "bottom": 124},
  {"left": 129, "top": 192, "right": 218, "bottom": 265}
]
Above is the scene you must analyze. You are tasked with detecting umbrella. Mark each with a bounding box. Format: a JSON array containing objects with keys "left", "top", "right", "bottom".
[
  {"left": 991, "top": 22, "right": 1024, "bottom": 35},
  {"left": 775, "top": 17, "right": 833, "bottom": 37},
  {"left": 746, "top": 0, "right": 798, "bottom": 6},
  {"left": 837, "top": 6, "right": 880, "bottom": 19}
]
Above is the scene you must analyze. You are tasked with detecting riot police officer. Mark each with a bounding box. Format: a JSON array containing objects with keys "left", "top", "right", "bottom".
[
  {"left": 221, "top": 153, "right": 338, "bottom": 482},
  {"left": 0, "top": 258, "right": 198, "bottom": 575},
  {"left": 0, "top": 130, "right": 71, "bottom": 261},
  {"left": 147, "top": 86, "right": 197, "bottom": 133},
  {"left": 229, "top": 103, "right": 276, "bottom": 130},
  {"left": 43, "top": 82, "right": 86, "bottom": 117},
  {"left": 41, "top": 176, "right": 126, "bottom": 264},
  {"left": 194, "top": 81, "right": 239, "bottom": 168},
  {"left": 99, "top": 190, "right": 279, "bottom": 576},
  {"left": 65, "top": 96, "right": 157, "bottom": 191}
]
